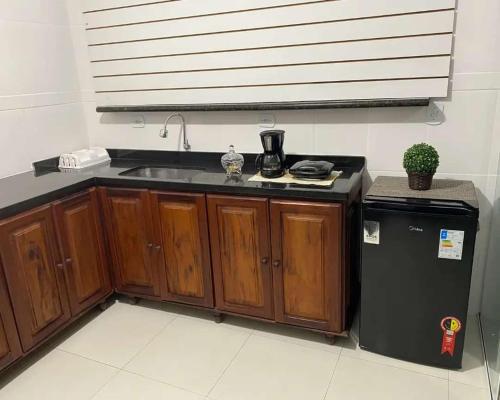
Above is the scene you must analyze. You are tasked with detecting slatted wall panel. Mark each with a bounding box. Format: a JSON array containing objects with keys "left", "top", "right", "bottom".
[{"left": 82, "top": 0, "right": 456, "bottom": 108}]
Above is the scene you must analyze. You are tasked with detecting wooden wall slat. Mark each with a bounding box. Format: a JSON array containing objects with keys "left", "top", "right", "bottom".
[
  {"left": 95, "top": 78, "right": 450, "bottom": 105},
  {"left": 81, "top": 1, "right": 456, "bottom": 106},
  {"left": 89, "top": 11, "right": 455, "bottom": 61},
  {"left": 91, "top": 35, "right": 453, "bottom": 77},
  {"left": 84, "top": 0, "right": 177, "bottom": 13},
  {"left": 84, "top": 0, "right": 454, "bottom": 29},
  {"left": 85, "top": 0, "right": 322, "bottom": 25},
  {"left": 85, "top": 2, "right": 454, "bottom": 45},
  {"left": 94, "top": 57, "right": 451, "bottom": 92}
]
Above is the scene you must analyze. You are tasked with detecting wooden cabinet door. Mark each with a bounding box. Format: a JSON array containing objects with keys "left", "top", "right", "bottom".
[
  {"left": 271, "top": 200, "right": 343, "bottom": 333},
  {"left": 207, "top": 195, "right": 274, "bottom": 319},
  {"left": 99, "top": 188, "right": 160, "bottom": 297},
  {"left": 0, "top": 206, "right": 71, "bottom": 352},
  {"left": 0, "top": 261, "right": 22, "bottom": 371},
  {"left": 53, "top": 189, "right": 112, "bottom": 316},
  {"left": 151, "top": 192, "right": 213, "bottom": 307}
]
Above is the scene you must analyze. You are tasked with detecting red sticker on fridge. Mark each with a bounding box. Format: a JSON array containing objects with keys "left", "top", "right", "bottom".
[{"left": 440, "top": 317, "right": 462, "bottom": 356}]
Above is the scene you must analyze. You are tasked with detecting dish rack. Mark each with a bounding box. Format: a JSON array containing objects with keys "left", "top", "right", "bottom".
[{"left": 59, "top": 147, "right": 111, "bottom": 170}]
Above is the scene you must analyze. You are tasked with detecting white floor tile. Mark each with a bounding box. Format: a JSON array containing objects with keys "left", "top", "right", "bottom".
[
  {"left": 92, "top": 371, "right": 205, "bottom": 400},
  {"left": 449, "top": 320, "right": 489, "bottom": 388},
  {"left": 325, "top": 356, "right": 449, "bottom": 400},
  {"left": 58, "top": 302, "right": 175, "bottom": 367},
  {"left": 0, "top": 350, "right": 117, "bottom": 400},
  {"left": 449, "top": 381, "right": 491, "bottom": 400},
  {"left": 210, "top": 334, "right": 338, "bottom": 400},
  {"left": 339, "top": 336, "right": 449, "bottom": 379},
  {"left": 124, "top": 317, "right": 250, "bottom": 395},
  {"left": 249, "top": 319, "right": 343, "bottom": 354}
]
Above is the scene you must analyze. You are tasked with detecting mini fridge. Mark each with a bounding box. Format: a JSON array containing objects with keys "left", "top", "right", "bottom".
[{"left": 360, "top": 177, "right": 479, "bottom": 369}]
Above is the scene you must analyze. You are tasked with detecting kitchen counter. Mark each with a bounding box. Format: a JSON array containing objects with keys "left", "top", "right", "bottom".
[{"left": 0, "top": 149, "right": 365, "bottom": 220}]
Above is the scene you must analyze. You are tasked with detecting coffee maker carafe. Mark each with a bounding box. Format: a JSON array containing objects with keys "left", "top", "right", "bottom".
[{"left": 255, "top": 130, "right": 286, "bottom": 178}]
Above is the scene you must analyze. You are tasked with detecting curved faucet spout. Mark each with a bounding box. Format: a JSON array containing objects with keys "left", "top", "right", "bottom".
[{"left": 159, "top": 112, "right": 191, "bottom": 151}]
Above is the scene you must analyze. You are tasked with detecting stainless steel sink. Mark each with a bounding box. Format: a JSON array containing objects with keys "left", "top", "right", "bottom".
[{"left": 119, "top": 166, "right": 205, "bottom": 180}]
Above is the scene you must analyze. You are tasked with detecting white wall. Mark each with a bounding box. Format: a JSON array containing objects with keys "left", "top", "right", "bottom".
[
  {"left": 70, "top": 0, "right": 500, "bottom": 314},
  {"left": 0, "top": 0, "right": 89, "bottom": 179}
]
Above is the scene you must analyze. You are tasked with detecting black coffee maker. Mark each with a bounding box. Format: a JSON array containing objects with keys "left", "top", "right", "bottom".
[{"left": 256, "top": 130, "right": 286, "bottom": 178}]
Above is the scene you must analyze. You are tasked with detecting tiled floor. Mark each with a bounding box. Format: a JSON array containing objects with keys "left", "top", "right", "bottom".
[{"left": 0, "top": 300, "right": 491, "bottom": 400}]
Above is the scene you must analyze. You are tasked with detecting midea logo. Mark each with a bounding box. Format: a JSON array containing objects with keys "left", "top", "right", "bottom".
[{"left": 409, "top": 226, "right": 423, "bottom": 232}]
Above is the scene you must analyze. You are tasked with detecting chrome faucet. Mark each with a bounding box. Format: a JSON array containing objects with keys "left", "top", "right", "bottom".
[{"left": 159, "top": 112, "right": 191, "bottom": 151}]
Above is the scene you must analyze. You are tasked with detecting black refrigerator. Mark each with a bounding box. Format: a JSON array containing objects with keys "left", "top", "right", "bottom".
[{"left": 360, "top": 178, "right": 479, "bottom": 369}]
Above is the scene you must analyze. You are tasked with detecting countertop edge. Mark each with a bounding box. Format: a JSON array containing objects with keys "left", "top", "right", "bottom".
[{"left": 1, "top": 152, "right": 365, "bottom": 220}]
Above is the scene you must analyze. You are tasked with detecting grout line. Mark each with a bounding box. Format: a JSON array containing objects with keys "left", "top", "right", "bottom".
[
  {"left": 321, "top": 352, "right": 342, "bottom": 400},
  {"left": 339, "top": 351, "right": 450, "bottom": 382},
  {"left": 0, "top": 100, "right": 84, "bottom": 112},
  {"left": 88, "top": 368, "right": 121, "bottom": 400},
  {"left": 118, "top": 368, "right": 208, "bottom": 397},
  {"left": 478, "top": 314, "right": 495, "bottom": 400},
  {"left": 206, "top": 332, "right": 253, "bottom": 397},
  {"left": 448, "top": 315, "right": 491, "bottom": 391},
  {"left": 251, "top": 329, "right": 344, "bottom": 356},
  {"left": 55, "top": 348, "right": 120, "bottom": 370},
  {"left": 120, "top": 314, "right": 178, "bottom": 371},
  {"left": 0, "top": 18, "right": 74, "bottom": 27}
]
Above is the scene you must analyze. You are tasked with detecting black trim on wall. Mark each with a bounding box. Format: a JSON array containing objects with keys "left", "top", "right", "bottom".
[{"left": 96, "top": 98, "right": 429, "bottom": 112}]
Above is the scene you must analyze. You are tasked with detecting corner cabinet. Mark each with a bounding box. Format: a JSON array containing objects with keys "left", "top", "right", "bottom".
[
  {"left": 0, "top": 206, "right": 71, "bottom": 351},
  {"left": 53, "top": 189, "right": 112, "bottom": 316},
  {"left": 0, "top": 189, "right": 114, "bottom": 354},
  {"left": 0, "top": 261, "right": 22, "bottom": 370}
]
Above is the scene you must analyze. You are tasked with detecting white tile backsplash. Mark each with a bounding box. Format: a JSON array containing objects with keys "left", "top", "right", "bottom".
[
  {"left": 0, "top": 103, "right": 88, "bottom": 179},
  {"left": 367, "top": 122, "right": 429, "bottom": 172},
  {"left": 0, "top": 0, "right": 68, "bottom": 25},
  {"left": 0, "top": 1, "right": 87, "bottom": 179},
  {"left": 1, "top": 21, "right": 79, "bottom": 97},
  {"left": 453, "top": 0, "right": 500, "bottom": 75},
  {"left": 427, "top": 91, "right": 498, "bottom": 175},
  {"left": 313, "top": 109, "right": 369, "bottom": 156}
]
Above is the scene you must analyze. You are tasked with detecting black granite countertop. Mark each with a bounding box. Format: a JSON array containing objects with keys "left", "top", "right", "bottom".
[{"left": 0, "top": 149, "right": 365, "bottom": 220}]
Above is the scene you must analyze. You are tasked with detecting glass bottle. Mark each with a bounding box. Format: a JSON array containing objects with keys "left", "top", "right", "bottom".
[{"left": 221, "top": 145, "right": 244, "bottom": 176}]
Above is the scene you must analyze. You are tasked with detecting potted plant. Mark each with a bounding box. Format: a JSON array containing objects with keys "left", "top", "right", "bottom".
[{"left": 403, "top": 143, "right": 439, "bottom": 190}]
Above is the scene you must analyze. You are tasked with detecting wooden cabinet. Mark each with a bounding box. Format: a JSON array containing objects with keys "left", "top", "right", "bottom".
[
  {"left": 151, "top": 192, "right": 213, "bottom": 307},
  {"left": 99, "top": 188, "right": 161, "bottom": 298},
  {"left": 0, "top": 206, "right": 71, "bottom": 352},
  {"left": 270, "top": 200, "right": 343, "bottom": 332},
  {"left": 0, "top": 183, "right": 350, "bottom": 370},
  {"left": 0, "top": 261, "right": 22, "bottom": 370},
  {"left": 53, "top": 189, "right": 112, "bottom": 316},
  {"left": 208, "top": 195, "right": 274, "bottom": 319}
]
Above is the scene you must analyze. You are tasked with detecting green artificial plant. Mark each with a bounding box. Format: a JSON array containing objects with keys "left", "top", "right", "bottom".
[{"left": 403, "top": 143, "right": 439, "bottom": 175}]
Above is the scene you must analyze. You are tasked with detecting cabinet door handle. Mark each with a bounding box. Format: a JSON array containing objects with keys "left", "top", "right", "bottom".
[
  {"left": 56, "top": 263, "right": 64, "bottom": 270},
  {"left": 65, "top": 258, "right": 72, "bottom": 265},
  {"left": 273, "top": 260, "right": 281, "bottom": 268},
  {"left": 261, "top": 257, "right": 269, "bottom": 265},
  {"left": 155, "top": 245, "right": 161, "bottom": 251},
  {"left": 147, "top": 243, "right": 153, "bottom": 249}
]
